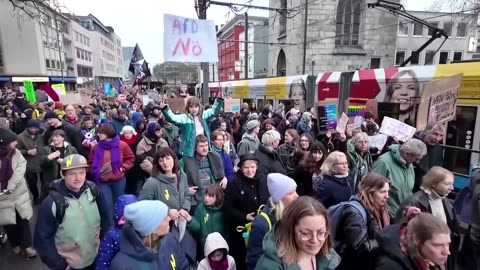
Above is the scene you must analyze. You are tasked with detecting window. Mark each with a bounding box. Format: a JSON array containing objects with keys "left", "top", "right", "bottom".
[
  {"left": 370, "top": 58, "right": 381, "bottom": 69},
  {"left": 42, "top": 35, "right": 48, "bottom": 46},
  {"left": 453, "top": 51, "right": 463, "bottom": 61},
  {"left": 248, "top": 56, "right": 252, "bottom": 72},
  {"left": 335, "top": 0, "right": 362, "bottom": 46},
  {"left": 439, "top": 51, "right": 449, "bottom": 64},
  {"left": 56, "top": 61, "right": 60, "bottom": 70},
  {"left": 86, "top": 38, "right": 90, "bottom": 47},
  {"left": 395, "top": 50, "right": 406, "bottom": 66},
  {"left": 443, "top": 22, "right": 453, "bottom": 37},
  {"left": 398, "top": 21, "right": 409, "bottom": 36},
  {"left": 457, "top": 23, "right": 467, "bottom": 38},
  {"left": 51, "top": 60, "right": 56, "bottom": 69},
  {"left": 424, "top": 51, "right": 435, "bottom": 65},
  {"left": 410, "top": 51, "right": 419, "bottom": 65},
  {"left": 61, "top": 62, "right": 65, "bottom": 70},
  {"left": 81, "top": 50, "right": 85, "bottom": 60},
  {"left": 76, "top": 48, "right": 80, "bottom": 58},
  {"left": 79, "top": 35, "right": 83, "bottom": 44},
  {"left": 428, "top": 22, "right": 439, "bottom": 36},
  {"left": 88, "top": 53, "right": 91, "bottom": 62},
  {"left": 45, "top": 59, "right": 50, "bottom": 68},
  {"left": 413, "top": 22, "right": 423, "bottom": 36},
  {"left": 75, "top": 32, "right": 79, "bottom": 41},
  {"left": 279, "top": 0, "right": 287, "bottom": 37}
]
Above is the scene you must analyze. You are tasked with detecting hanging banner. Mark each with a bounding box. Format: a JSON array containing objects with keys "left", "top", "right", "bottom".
[
  {"left": 224, "top": 98, "right": 241, "bottom": 113},
  {"left": 23, "top": 80, "right": 36, "bottom": 102},
  {"left": 163, "top": 14, "right": 218, "bottom": 62},
  {"left": 51, "top": 83, "right": 67, "bottom": 96},
  {"left": 379, "top": 116, "right": 416, "bottom": 142}
]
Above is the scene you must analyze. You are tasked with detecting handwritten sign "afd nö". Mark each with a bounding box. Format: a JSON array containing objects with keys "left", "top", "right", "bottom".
[{"left": 163, "top": 14, "right": 218, "bottom": 63}]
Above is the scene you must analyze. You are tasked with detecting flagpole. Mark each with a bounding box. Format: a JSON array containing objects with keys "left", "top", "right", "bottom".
[{"left": 199, "top": 0, "right": 210, "bottom": 105}]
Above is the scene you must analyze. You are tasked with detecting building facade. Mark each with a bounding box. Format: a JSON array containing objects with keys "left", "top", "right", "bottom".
[
  {"left": 73, "top": 14, "right": 124, "bottom": 88},
  {"left": 238, "top": 18, "right": 269, "bottom": 79},
  {"left": 70, "top": 19, "right": 94, "bottom": 87},
  {"left": 268, "top": 0, "right": 399, "bottom": 76},
  {"left": 395, "top": 11, "right": 478, "bottom": 66},
  {"left": 0, "top": 0, "right": 76, "bottom": 89},
  {"left": 122, "top": 46, "right": 134, "bottom": 81}
]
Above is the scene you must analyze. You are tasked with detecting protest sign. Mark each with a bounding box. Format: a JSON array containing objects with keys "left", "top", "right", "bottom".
[
  {"left": 23, "top": 81, "right": 36, "bottom": 102},
  {"left": 60, "top": 93, "right": 83, "bottom": 105},
  {"left": 369, "top": 134, "right": 389, "bottom": 150},
  {"left": 379, "top": 116, "right": 416, "bottom": 142},
  {"left": 163, "top": 14, "right": 218, "bottom": 62},
  {"left": 316, "top": 99, "right": 338, "bottom": 132},
  {"left": 51, "top": 83, "right": 67, "bottom": 96},
  {"left": 142, "top": 95, "right": 151, "bottom": 106},
  {"left": 104, "top": 83, "right": 112, "bottom": 96},
  {"left": 417, "top": 73, "right": 462, "bottom": 130},
  {"left": 146, "top": 90, "right": 159, "bottom": 102},
  {"left": 167, "top": 98, "right": 187, "bottom": 113},
  {"left": 224, "top": 98, "right": 241, "bottom": 113},
  {"left": 336, "top": 112, "right": 349, "bottom": 134},
  {"left": 347, "top": 116, "right": 363, "bottom": 130}
]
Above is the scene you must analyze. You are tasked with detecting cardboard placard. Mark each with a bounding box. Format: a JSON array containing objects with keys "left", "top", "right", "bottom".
[
  {"left": 167, "top": 98, "right": 186, "bottom": 113},
  {"left": 316, "top": 99, "right": 338, "bottom": 133},
  {"left": 51, "top": 83, "right": 67, "bottom": 96},
  {"left": 60, "top": 93, "right": 83, "bottom": 105},
  {"left": 336, "top": 112, "right": 349, "bottom": 134},
  {"left": 417, "top": 73, "right": 462, "bottom": 130},
  {"left": 369, "top": 134, "right": 389, "bottom": 150},
  {"left": 224, "top": 98, "right": 241, "bottom": 113},
  {"left": 379, "top": 116, "right": 416, "bottom": 142}
]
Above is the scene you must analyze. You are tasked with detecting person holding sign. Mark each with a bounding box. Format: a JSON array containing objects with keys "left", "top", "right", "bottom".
[{"left": 160, "top": 95, "right": 224, "bottom": 158}]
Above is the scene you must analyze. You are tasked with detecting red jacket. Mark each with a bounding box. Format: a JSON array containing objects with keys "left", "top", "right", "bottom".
[{"left": 88, "top": 140, "right": 135, "bottom": 182}]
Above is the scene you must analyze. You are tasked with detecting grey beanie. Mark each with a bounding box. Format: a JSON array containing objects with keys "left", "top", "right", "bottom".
[
  {"left": 267, "top": 173, "right": 297, "bottom": 203},
  {"left": 246, "top": 120, "right": 260, "bottom": 131}
]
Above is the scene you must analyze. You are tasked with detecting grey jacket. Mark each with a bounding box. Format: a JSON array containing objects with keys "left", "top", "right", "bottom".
[
  {"left": 16, "top": 129, "right": 45, "bottom": 172},
  {"left": 237, "top": 133, "right": 260, "bottom": 156}
]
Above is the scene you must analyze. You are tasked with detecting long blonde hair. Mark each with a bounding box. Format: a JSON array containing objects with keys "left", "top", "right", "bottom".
[
  {"left": 269, "top": 197, "right": 285, "bottom": 221},
  {"left": 143, "top": 234, "right": 160, "bottom": 252},
  {"left": 421, "top": 166, "right": 453, "bottom": 194}
]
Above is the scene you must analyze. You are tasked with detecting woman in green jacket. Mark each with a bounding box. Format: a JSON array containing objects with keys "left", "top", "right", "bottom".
[
  {"left": 160, "top": 96, "right": 224, "bottom": 158},
  {"left": 255, "top": 196, "right": 340, "bottom": 270}
]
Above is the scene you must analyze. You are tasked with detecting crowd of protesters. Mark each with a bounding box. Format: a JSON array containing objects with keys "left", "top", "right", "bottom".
[{"left": 0, "top": 86, "right": 476, "bottom": 270}]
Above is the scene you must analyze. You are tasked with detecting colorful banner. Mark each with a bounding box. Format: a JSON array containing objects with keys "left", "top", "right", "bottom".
[
  {"left": 163, "top": 14, "right": 218, "bottom": 62},
  {"left": 317, "top": 99, "right": 338, "bottom": 132},
  {"left": 346, "top": 99, "right": 367, "bottom": 117},
  {"left": 23, "top": 80, "right": 36, "bottom": 102}
]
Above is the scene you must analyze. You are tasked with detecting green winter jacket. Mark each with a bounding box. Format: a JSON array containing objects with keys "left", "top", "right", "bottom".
[
  {"left": 139, "top": 170, "right": 191, "bottom": 212},
  {"left": 346, "top": 138, "right": 373, "bottom": 187},
  {"left": 161, "top": 98, "right": 223, "bottom": 158},
  {"left": 255, "top": 225, "right": 341, "bottom": 270},
  {"left": 186, "top": 202, "right": 226, "bottom": 258},
  {"left": 373, "top": 144, "right": 415, "bottom": 218}
]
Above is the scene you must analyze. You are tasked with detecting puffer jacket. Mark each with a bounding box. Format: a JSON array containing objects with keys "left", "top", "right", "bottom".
[
  {"left": 373, "top": 144, "right": 415, "bottom": 218},
  {"left": 255, "top": 224, "right": 341, "bottom": 270},
  {"left": 197, "top": 232, "right": 236, "bottom": 270},
  {"left": 314, "top": 174, "right": 355, "bottom": 209},
  {"left": 136, "top": 133, "right": 169, "bottom": 175},
  {"left": 0, "top": 149, "right": 32, "bottom": 225},
  {"left": 16, "top": 128, "right": 45, "bottom": 172},
  {"left": 139, "top": 170, "right": 191, "bottom": 212}
]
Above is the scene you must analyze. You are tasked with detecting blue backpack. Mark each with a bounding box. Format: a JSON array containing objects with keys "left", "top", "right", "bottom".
[{"left": 327, "top": 200, "right": 367, "bottom": 240}]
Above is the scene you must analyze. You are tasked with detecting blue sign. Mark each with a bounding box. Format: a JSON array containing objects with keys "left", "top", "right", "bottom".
[{"left": 104, "top": 83, "right": 112, "bottom": 96}]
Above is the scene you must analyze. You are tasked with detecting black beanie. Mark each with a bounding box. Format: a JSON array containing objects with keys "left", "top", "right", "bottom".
[
  {"left": 26, "top": 119, "right": 40, "bottom": 129},
  {"left": 44, "top": 110, "right": 58, "bottom": 120},
  {"left": 0, "top": 128, "right": 17, "bottom": 146}
]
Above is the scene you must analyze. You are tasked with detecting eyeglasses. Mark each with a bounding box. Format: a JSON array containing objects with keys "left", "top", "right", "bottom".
[{"left": 296, "top": 230, "right": 330, "bottom": 241}]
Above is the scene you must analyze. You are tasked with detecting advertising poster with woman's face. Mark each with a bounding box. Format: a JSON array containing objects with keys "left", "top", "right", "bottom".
[{"left": 289, "top": 78, "right": 306, "bottom": 111}]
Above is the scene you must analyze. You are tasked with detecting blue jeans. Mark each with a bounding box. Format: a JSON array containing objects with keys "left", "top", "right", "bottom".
[{"left": 98, "top": 177, "right": 126, "bottom": 223}]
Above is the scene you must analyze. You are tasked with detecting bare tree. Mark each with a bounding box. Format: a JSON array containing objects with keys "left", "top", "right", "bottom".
[
  {"left": 7, "top": 0, "right": 51, "bottom": 18},
  {"left": 428, "top": 0, "right": 480, "bottom": 24}
]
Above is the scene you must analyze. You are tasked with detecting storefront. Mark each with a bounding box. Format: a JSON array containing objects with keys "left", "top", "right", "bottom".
[{"left": 50, "top": 76, "right": 78, "bottom": 92}]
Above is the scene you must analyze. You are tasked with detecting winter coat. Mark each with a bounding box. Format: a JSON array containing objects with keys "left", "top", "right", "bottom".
[
  {"left": 296, "top": 119, "right": 312, "bottom": 135},
  {"left": 161, "top": 125, "right": 179, "bottom": 147},
  {"left": 237, "top": 133, "right": 260, "bottom": 156},
  {"left": 139, "top": 170, "right": 191, "bottom": 212},
  {"left": 314, "top": 174, "right": 355, "bottom": 208},
  {"left": 110, "top": 117, "right": 132, "bottom": 136},
  {"left": 96, "top": 195, "right": 139, "bottom": 270},
  {"left": 346, "top": 139, "right": 373, "bottom": 188},
  {"left": 16, "top": 128, "right": 45, "bottom": 172},
  {"left": 161, "top": 98, "right": 223, "bottom": 158},
  {"left": 453, "top": 169, "right": 480, "bottom": 225},
  {"left": 394, "top": 190, "right": 460, "bottom": 270},
  {"left": 292, "top": 164, "right": 314, "bottom": 196},
  {"left": 373, "top": 144, "right": 415, "bottom": 218},
  {"left": 413, "top": 132, "right": 444, "bottom": 192},
  {"left": 224, "top": 172, "right": 270, "bottom": 269},
  {"left": 180, "top": 152, "right": 225, "bottom": 205},
  {"left": 197, "top": 232, "right": 237, "bottom": 270},
  {"left": 246, "top": 204, "right": 277, "bottom": 270},
  {"left": 0, "top": 149, "right": 32, "bottom": 225},
  {"left": 255, "top": 224, "right": 341, "bottom": 270},
  {"left": 374, "top": 224, "right": 443, "bottom": 270},
  {"left": 187, "top": 202, "right": 227, "bottom": 259},
  {"left": 43, "top": 121, "right": 83, "bottom": 153},
  {"left": 110, "top": 222, "right": 189, "bottom": 270},
  {"left": 334, "top": 197, "right": 381, "bottom": 270},
  {"left": 88, "top": 140, "right": 135, "bottom": 182},
  {"left": 136, "top": 133, "right": 169, "bottom": 175},
  {"left": 41, "top": 142, "right": 78, "bottom": 186},
  {"left": 254, "top": 145, "right": 287, "bottom": 182},
  {"left": 34, "top": 180, "right": 110, "bottom": 270},
  {"left": 277, "top": 143, "right": 296, "bottom": 176},
  {"left": 213, "top": 148, "right": 234, "bottom": 181}
]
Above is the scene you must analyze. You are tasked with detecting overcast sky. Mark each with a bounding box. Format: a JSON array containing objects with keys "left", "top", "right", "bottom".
[{"left": 63, "top": 0, "right": 436, "bottom": 64}]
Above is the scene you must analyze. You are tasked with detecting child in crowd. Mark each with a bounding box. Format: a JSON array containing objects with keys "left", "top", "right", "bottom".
[
  {"left": 187, "top": 184, "right": 227, "bottom": 259},
  {"left": 198, "top": 232, "right": 236, "bottom": 270},
  {"left": 95, "top": 194, "right": 138, "bottom": 270}
]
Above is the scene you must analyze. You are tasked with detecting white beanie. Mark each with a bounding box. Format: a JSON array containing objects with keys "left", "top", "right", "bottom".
[
  {"left": 120, "top": 125, "right": 137, "bottom": 136},
  {"left": 267, "top": 173, "right": 297, "bottom": 203},
  {"left": 124, "top": 200, "right": 169, "bottom": 237}
]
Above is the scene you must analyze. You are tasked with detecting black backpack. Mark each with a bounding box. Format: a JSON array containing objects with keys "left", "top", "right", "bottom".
[{"left": 49, "top": 180, "right": 100, "bottom": 224}]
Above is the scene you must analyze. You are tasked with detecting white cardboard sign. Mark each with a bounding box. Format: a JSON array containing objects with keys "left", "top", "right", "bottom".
[{"left": 379, "top": 116, "right": 416, "bottom": 142}]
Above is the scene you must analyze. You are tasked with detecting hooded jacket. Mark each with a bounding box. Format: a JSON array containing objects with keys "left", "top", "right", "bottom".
[
  {"left": 255, "top": 224, "right": 341, "bottom": 270},
  {"left": 111, "top": 116, "right": 132, "bottom": 136},
  {"left": 197, "top": 232, "right": 236, "bottom": 270},
  {"left": 373, "top": 144, "right": 415, "bottom": 218},
  {"left": 136, "top": 133, "right": 169, "bottom": 175},
  {"left": 139, "top": 171, "right": 191, "bottom": 212},
  {"left": 95, "top": 195, "right": 138, "bottom": 270},
  {"left": 110, "top": 222, "right": 189, "bottom": 270},
  {"left": 161, "top": 98, "right": 224, "bottom": 158},
  {"left": 16, "top": 128, "right": 45, "bottom": 172},
  {"left": 296, "top": 112, "right": 312, "bottom": 135},
  {"left": 237, "top": 133, "right": 260, "bottom": 156}
]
